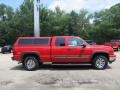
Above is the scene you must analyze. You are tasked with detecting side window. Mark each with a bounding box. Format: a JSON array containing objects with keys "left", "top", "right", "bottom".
[
  {"left": 55, "top": 37, "right": 65, "bottom": 46},
  {"left": 18, "top": 39, "right": 33, "bottom": 44},
  {"left": 33, "top": 38, "right": 49, "bottom": 44},
  {"left": 68, "top": 38, "right": 83, "bottom": 46}
]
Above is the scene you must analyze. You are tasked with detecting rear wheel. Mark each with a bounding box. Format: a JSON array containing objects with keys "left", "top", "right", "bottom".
[
  {"left": 92, "top": 55, "right": 108, "bottom": 70},
  {"left": 23, "top": 56, "right": 39, "bottom": 71}
]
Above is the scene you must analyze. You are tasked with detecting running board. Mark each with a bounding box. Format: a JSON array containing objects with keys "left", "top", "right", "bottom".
[
  {"left": 51, "top": 64, "right": 91, "bottom": 66},
  {"left": 43, "top": 62, "right": 91, "bottom": 66}
]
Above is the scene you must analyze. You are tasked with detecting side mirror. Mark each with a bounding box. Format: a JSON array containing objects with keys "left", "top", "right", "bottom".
[
  {"left": 60, "top": 43, "right": 65, "bottom": 46},
  {"left": 82, "top": 44, "right": 86, "bottom": 48}
]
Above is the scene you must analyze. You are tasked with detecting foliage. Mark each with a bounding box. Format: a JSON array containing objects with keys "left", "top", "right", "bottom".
[
  {"left": 0, "top": 0, "right": 120, "bottom": 44},
  {"left": 90, "top": 3, "right": 120, "bottom": 44}
]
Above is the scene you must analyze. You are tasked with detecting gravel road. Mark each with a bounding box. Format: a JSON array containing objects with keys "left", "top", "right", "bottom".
[{"left": 0, "top": 52, "right": 120, "bottom": 90}]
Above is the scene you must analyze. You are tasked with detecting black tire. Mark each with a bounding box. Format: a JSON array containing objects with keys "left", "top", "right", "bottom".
[
  {"left": 9, "top": 50, "right": 11, "bottom": 53},
  {"left": 23, "top": 56, "right": 39, "bottom": 71},
  {"left": 92, "top": 55, "right": 108, "bottom": 70}
]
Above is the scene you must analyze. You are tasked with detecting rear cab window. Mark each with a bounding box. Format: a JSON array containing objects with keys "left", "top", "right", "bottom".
[
  {"left": 18, "top": 38, "right": 50, "bottom": 45},
  {"left": 33, "top": 38, "right": 49, "bottom": 44},
  {"left": 18, "top": 39, "right": 33, "bottom": 44}
]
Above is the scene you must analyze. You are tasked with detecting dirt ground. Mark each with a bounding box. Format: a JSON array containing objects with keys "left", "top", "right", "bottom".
[{"left": 0, "top": 52, "right": 120, "bottom": 90}]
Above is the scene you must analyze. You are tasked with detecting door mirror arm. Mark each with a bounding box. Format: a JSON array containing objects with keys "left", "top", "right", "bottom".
[{"left": 81, "top": 44, "right": 86, "bottom": 48}]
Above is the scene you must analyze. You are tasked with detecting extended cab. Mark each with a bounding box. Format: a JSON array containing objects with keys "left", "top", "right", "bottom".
[{"left": 12, "top": 36, "right": 116, "bottom": 70}]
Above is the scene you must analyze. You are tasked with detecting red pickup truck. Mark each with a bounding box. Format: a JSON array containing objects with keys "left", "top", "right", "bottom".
[{"left": 12, "top": 36, "right": 116, "bottom": 71}]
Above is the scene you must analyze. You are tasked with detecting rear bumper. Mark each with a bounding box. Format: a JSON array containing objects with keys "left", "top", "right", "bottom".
[
  {"left": 11, "top": 55, "right": 21, "bottom": 62},
  {"left": 109, "top": 55, "right": 116, "bottom": 63}
]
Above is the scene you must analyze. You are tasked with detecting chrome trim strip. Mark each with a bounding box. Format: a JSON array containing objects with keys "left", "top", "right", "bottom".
[
  {"left": 55, "top": 56, "right": 66, "bottom": 58},
  {"left": 55, "top": 55, "right": 90, "bottom": 59},
  {"left": 43, "top": 62, "right": 52, "bottom": 64}
]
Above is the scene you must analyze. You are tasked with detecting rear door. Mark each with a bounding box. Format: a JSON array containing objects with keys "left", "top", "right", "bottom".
[{"left": 51, "top": 37, "right": 69, "bottom": 63}]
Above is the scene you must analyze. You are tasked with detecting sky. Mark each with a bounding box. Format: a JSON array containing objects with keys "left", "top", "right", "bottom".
[{"left": 0, "top": 0, "right": 120, "bottom": 13}]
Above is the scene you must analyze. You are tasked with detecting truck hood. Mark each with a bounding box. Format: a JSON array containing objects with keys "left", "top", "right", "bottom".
[
  {"left": 89, "top": 45, "right": 111, "bottom": 49},
  {"left": 87, "top": 45, "right": 113, "bottom": 52}
]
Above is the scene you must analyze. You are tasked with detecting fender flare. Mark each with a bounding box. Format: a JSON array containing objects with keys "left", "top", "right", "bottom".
[
  {"left": 90, "top": 51, "right": 109, "bottom": 61},
  {"left": 21, "top": 51, "right": 40, "bottom": 62}
]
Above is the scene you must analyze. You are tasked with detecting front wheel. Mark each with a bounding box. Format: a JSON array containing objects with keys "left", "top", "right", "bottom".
[
  {"left": 23, "top": 56, "right": 39, "bottom": 71},
  {"left": 92, "top": 55, "right": 108, "bottom": 70}
]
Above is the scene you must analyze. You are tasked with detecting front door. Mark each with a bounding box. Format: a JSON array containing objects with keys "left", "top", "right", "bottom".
[{"left": 66, "top": 37, "right": 89, "bottom": 62}]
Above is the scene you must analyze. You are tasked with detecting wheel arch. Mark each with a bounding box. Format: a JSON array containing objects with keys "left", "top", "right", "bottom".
[
  {"left": 21, "top": 52, "right": 40, "bottom": 63},
  {"left": 91, "top": 51, "right": 109, "bottom": 62}
]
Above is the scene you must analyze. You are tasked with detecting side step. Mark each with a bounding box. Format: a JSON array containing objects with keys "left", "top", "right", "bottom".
[
  {"left": 52, "top": 63, "right": 91, "bottom": 66},
  {"left": 43, "top": 62, "right": 91, "bottom": 66}
]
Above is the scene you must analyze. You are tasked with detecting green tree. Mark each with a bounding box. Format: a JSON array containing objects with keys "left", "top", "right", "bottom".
[
  {"left": 89, "top": 3, "right": 120, "bottom": 44},
  {"left": 0, "top": 4, "right": 14, "bottom": 44}
]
